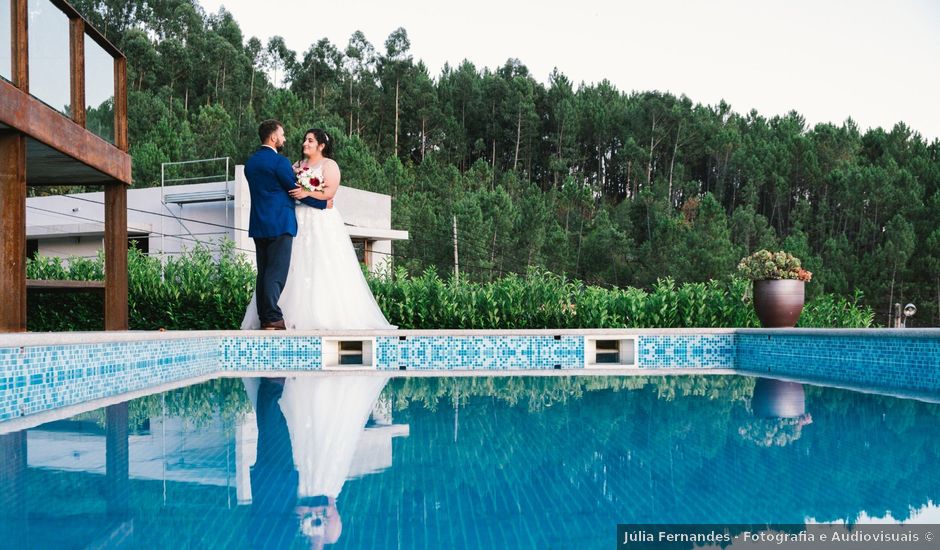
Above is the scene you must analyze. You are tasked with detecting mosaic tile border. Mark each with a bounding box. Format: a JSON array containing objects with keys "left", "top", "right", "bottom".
[
  {"left": 219, "top": 336, "right": 321, "bottom": 372},
  {"left": 375, "top": 335, "right": 585, "bottom": 371},
  {"left": 638, "top": 334, "right": 735, "bottom": 369},
  {"left": 1, "top": 329, "right": 937, "bottom": 425},
  {"left": 0, "top": 338, "right": 218, "bottom": 422}
]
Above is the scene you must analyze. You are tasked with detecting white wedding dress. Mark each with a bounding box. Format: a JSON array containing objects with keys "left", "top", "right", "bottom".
[
  {"left": 242, "top": 197, "right": 395, "bottom": 504},
  {"left": 240, "top": 202, "right": 395, "bottom": 330}
]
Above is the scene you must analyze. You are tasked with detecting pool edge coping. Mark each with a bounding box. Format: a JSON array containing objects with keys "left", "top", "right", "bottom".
[{"left": 1, "top": 327, "right": 937, "bottom": 348}]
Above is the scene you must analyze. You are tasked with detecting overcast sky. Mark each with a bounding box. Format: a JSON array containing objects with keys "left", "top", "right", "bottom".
[{"left": 198, "top": 0, "right": 940, "bottom": 140}]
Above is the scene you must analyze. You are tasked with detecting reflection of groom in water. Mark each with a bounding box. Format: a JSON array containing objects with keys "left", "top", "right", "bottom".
[{"left": 249, "top": 378, "right": 341, "bottom": 548}]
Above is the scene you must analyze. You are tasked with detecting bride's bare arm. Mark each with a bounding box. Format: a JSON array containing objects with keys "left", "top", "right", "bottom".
[{"left": 289, "top": 160, "right": 341, "bottom": 201}]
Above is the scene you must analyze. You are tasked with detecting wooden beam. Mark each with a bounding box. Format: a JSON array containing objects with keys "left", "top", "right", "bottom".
[
  {"left": 114, "top": 57, "right": 128, "bottom": 152},
  {"left": 363, "top": 239, "right": 373, "bottom": 268},
  {"left": 27, "top": 279, "right": 105, "bottom": 290},
  {"left": 0, "top": 131, "right": 27, "bottom": 332},
  {"left": 0, "top": 79, "right": 131, "bottom": 184},
  {"left": 105, "top": 402, "right": 129, "bottom": 514},
  {"left": 104, "top": 183, "right": 128, "bottom": 330},
  {"left": 49, "top": 0, "right": 124, "bottom": 59},
  {"left": 11, "top": 0, "right": 27, "bottom": 91},
  {"left": 70, "top": 17, "right": 86, "bottom": 128}
]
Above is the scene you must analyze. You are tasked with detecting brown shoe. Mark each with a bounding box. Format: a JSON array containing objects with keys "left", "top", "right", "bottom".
[{"left": 261, "top": 319, "right": 286, "bottom": 330}]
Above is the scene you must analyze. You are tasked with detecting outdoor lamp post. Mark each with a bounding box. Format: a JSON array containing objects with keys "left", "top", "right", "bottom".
[{"left": 902, "top": 303, "right": 916, "bottom": 327}]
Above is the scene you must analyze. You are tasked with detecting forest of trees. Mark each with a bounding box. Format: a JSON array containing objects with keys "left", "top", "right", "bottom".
[{"left": 68, "top": 0, "right": 940, "bottom": 326}]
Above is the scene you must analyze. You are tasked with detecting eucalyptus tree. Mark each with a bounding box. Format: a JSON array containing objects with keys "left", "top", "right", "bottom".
[
  {"left": 265, "top": 36, "right": 295, "bottom": 89},
  {"left": 344, "top": 31, "right": 378, "bottom": 138},
  {"left": 245, "top": 37, "right": 265, "bottom": 109},
  {"left": 291, "top": 38, "right": 345, "bottom": 112},
  {"left": 379, "top": 27, "right": 414, "bottom": 157}
]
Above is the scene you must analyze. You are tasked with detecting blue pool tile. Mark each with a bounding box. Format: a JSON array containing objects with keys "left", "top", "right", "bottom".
[{"left": 1, "top": 330, "right": 938, "bottom": 423}]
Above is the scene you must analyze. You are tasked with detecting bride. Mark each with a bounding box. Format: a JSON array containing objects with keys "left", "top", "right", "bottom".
[{"left": 241, "top": 128, "right": 395, "bottom": 331}]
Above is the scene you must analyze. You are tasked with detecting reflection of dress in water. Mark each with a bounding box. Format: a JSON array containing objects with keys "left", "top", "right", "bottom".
[
  {"left": 246, "top": 376, "right": 389, "bottom": 547},
  {"left": 280, "top": 376, "right": 390, "bottom": 498},
  {"left": 240, "top": 201, "right": 396, "bottom": 330},
  {"left": 244, "top": 375, "right": 390, "bottom": 495}
]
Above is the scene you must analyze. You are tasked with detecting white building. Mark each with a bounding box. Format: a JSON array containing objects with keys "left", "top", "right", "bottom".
[
  {"left": 25, "top": 409, "right": 409, "bottom": 500},
  {"left": 25, "top": 165, "right": 408, "bottom": 274}
]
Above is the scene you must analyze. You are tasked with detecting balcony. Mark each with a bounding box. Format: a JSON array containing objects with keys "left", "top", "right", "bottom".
[{"left": 0, "top": 0, "right": 130, "bottom": 332}]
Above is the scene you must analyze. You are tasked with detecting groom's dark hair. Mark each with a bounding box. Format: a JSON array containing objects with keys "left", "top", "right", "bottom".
[{"left": 258, "top": 119, "right": 283, "bottom": 143}]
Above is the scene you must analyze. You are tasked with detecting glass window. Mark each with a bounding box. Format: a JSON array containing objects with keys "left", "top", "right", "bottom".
[
  {"left": 27, "top": 0, "right": 70, "bottom": 115},
  {"left": 128, "top": 236, "right": 149, "bottom": 254},
  {"left": 84, "top": 33, "right": 114, "bottom": 142},
  {"left": 352, "top": 239, "right": 366, "bottom": 263},
  {"left": 0, "top": 0, "right": 11, "bottom": 81}
]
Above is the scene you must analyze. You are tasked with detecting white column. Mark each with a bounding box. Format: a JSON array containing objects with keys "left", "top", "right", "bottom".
[{"left": 233, "top": 165, "right": 256, "bottom": 267}]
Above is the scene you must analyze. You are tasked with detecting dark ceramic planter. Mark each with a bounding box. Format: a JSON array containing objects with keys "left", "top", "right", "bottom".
[
  {"left": 753, "top": 279, "right": 805, "bottom": 328},
  {"left": 752, "top": 378, "right": 806, "bottom": 418}
]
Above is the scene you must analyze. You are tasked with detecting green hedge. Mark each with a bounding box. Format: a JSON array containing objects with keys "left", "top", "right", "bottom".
[
  {"left": 25, "top": 244, "right": 874, "bottom": 332},
  {"left": 27, "top": 243, "right": 254, "bottom": 331},
  {"left": 371, "top": 268, "right": 874, "bottom": 329}
]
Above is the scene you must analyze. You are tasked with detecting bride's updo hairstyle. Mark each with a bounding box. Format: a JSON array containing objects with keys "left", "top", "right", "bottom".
[{"left": 304, "top": 128, "right": 334, "bottom": 159}]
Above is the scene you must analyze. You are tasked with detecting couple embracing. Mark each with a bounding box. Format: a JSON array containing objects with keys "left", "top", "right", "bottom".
[
  {"left": 240, "top": 120, "right": 393, "bottom": 547},
  {"left": 240, "top": 120, "right": 394, "bottom": 331}
]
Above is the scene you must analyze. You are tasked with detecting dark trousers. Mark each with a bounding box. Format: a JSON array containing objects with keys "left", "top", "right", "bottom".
[
  {"left": 254, "top": 234, "right": 293, "bottom": 325},
  {"left": 249, "top": 378, "right": 299, "bottom": 548}
]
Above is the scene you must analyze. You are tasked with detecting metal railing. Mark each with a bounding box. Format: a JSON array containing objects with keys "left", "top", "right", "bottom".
[{"left": 160, "top": 157, "right": 234, "bottom": 259}]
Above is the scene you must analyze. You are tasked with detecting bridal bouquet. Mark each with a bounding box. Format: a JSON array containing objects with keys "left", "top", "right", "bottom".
[{"left": 295, "top": 164, "right": 325, "bottom": 193}]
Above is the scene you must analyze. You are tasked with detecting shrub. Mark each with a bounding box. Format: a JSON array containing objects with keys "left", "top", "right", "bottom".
[
  {"left": 26, "top": 246, "right": 872, "bottom": 331},
  {"left": 737, "top": 249, "right": 812, "bottom": 282}
]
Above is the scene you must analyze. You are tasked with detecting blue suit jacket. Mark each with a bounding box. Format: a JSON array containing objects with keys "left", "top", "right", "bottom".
[{"left": 245, "top": 146, "right": 328, "bottom": 238}]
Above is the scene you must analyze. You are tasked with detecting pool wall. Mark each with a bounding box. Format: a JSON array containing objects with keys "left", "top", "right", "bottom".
[
  {"left": 0, "top": 336, "right": 218, "bottom": 423},
  {"left": 737, "top": 329, "right": 940, "bottom": 394},
  {"left": 219, "top": 332, "right": 735, "bottom": 371},
  {"left": 1, "top": 328, "right": 937, "bottom": 429}
]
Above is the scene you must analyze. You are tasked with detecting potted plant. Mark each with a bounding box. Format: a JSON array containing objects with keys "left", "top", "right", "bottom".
[
  {"left": 737, "top": 414, "right": 814, "bottom": 447},
  {"left": 738, "top": 378, "right": 813, "bottom": 447},
  {"left": 738, "top": 250, "right": 812, "bottom": 327}
]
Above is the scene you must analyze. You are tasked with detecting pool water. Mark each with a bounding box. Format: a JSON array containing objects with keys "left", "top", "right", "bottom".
[{"left": 2, "top": 374, "right": 939, "bottom": 549}]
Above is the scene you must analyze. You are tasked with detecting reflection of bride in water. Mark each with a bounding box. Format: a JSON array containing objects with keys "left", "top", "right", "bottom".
[
  {"left": 246, "top": 375, "right": 390, "bottom": 548},
  {"left": 281, "top": 376, "right": 389, "bottom": 501}
]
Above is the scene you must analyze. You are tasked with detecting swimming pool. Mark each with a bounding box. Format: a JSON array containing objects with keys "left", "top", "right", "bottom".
[
  {"left": 2, "top": 374, "right": 939, "bottom": 549},
  {"left": 2, "top": 328, "right": 938, "bottom": 430}
]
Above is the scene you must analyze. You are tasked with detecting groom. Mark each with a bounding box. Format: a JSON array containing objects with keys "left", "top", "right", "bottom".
[{"left": 246, "top": 120, "right": 331, "bottom": 330}]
